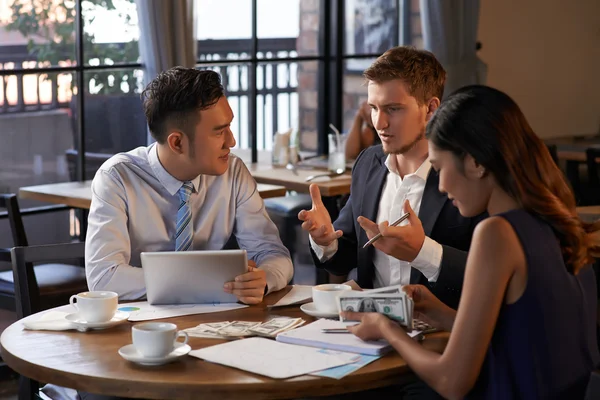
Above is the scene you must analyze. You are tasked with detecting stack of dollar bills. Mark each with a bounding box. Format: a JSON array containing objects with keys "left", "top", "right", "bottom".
[
  {"left": 183, "top": 317, "right": 305, "bottom": 339},
  {"left": 336, "top": 285, "right": 415, "bottom": 330}
]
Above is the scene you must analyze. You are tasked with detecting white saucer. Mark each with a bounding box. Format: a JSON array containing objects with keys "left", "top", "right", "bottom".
[
  {"left": 300, "top": 302, "right": 339, "bottom": 319},
  {"left": 118, "top": 342, "right": 191, "bottom": 366},
  {"left": 65, "top": 310, "right": 129, "bottom": 331}
]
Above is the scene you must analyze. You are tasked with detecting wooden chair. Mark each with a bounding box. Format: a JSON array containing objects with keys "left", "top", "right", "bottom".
[
  {"left": 585, "top": 370, "right": 600, "bottom": 400},
  {"left": 10, "top": 242, "right": 86, "bottom": 400},
  {"left": 0, "top": 194, "right": 87, "bottom": 313},
  {"left": 546, "top": 144, "right": 559, "bottom": 165},
  {"left": 584, "top": 148, "right": 600, "bottom": 205}
]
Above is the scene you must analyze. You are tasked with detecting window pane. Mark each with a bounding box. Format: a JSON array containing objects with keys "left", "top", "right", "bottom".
[
  {"left": 257, "top": 0, "right": 318, "bottom": 58},
  {"left": 0, "top": 0, "right": 77, "bottom": 68},
  {"left": 0, "top": 69, "right": 73, "bottom": 113},
  {"left": 196, "top": 0, "right": 252, "bottom": 60},
  {"left": 206, "top": 61, "right": 315, "bottom": 163},
  {"left": 80, "top": 68, "right": 145, "bottom": 159},
  {"left": 82, "top": 0, "right": 141, "bottom": 66},
  {"left": 344, "top": 0, "right": 399, "bottom": 55},
  {"left": 342, "top": 57, "right": 376, "bottom": 144},
  {"left": 0, "top": 70, "right": 75, "bottom": 250}
]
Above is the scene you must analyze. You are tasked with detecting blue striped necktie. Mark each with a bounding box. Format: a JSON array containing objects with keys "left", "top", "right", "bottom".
[{"left": 175, "top": 181, "right": 194, "bottom": 251}]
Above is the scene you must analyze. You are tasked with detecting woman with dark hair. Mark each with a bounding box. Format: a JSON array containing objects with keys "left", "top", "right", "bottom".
[{"left": 342, "top": 85, "right": 600, "bottom": 399}]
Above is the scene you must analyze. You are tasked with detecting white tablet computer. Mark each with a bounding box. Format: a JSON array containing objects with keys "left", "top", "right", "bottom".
[{"left": 140, "top": 250, "right": 247, "bottom": 305}]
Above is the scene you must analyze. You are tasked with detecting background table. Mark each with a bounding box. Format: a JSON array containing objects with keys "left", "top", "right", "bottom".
[
  {"left": 249, "top": 165, "right": 352, "bottom": 197},
  {"left": 1, "top": 288, "right": 448, "bottom": 399},
  {"left": 577, "top": 206, "right": 600, "bottom": 222},
  {"left": 19, "top": 181, "right": 287, "bottom": 209}
]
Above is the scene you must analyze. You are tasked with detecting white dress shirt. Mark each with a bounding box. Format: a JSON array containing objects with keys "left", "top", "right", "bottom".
[
  {"left": 85, "top": 144, "right": 293, "bottom": 300},
  {"left": 311, "top": 156, "right": 443, "bottom": 287}
]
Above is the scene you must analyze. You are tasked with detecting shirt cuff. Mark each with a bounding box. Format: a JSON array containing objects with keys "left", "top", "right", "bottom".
[
  {"left": 309, "top": 235, "right": 338, "bottom": 262},
  {"left": 411, "top": 237, "right": 443, "bottom": 282},
  {"left": 259, "top": 256, "right": 293, "bottom": 295}
]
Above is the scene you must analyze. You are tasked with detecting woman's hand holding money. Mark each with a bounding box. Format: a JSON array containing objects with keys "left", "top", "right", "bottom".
[
  {"left": 403, "top": 285, "right": 457, "bottom": 332},
  {"left": 341, "top": 311, "right": 398, "bottom": 341}
]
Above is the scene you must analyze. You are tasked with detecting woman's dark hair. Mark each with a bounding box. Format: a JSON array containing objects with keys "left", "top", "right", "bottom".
[
  {"left": 426, "top": 85, "right": 599, "bottom": 273},
  {"left": 141, "top": 67, "right": 224, "bottom": 143}
]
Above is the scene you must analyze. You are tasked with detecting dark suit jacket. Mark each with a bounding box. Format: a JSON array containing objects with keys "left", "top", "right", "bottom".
[{"left": 311, "top": 145, "right": 486, "bottom": 309}]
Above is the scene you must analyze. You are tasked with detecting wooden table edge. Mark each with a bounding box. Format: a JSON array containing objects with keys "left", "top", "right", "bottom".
[
  {"left": 0, "top": 335, "right": 416, "bottom": 399},
  {"left": 0, "top": 287, "right": 448, "bottom": 399},
  {"left": 252, "top": 176, "right": 351, "bottom": 197},
  {"left": 19, "top": 188, "right": 91, "bottom": 209}
]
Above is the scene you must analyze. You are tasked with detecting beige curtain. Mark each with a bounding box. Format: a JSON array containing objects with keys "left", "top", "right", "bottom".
[
  {"left": 420, "top": 0, "right": 487, "bottom": 97},
  {"left": 135, "top": 0, "right": 197, "bottom": 82}
]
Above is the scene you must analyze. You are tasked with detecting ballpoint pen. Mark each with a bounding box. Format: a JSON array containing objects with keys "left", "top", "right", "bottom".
[{"left": 362, "top": 212, "right": 410, "bottom": 249}]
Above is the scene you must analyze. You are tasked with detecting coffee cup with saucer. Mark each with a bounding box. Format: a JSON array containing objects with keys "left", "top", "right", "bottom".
[
  {"left": 119, "top": 322, "right": 191, "bottom": 366},
  {"left": 300, "top": 284, "right": 352, "bottom": 319},
  {"left": 66, "top": 291, "right": 127, "bottom": 331}
]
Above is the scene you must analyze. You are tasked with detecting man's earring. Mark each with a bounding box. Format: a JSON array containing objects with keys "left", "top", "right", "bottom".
[{"left": 478, "top": 169, "right": 485, "bottom": 178}]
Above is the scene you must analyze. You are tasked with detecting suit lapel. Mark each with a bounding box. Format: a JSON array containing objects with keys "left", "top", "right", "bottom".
[
  {"left": 360, "top": 152, "right": 388, "bottom": 240},
  {"left": 418, "top": 170, "right": 448, "bottom": 236},
  {"left": 357, "top": 151, "right": 388, "bottom": 288},
  {"left": 411, "top": 170, "right": 448, "bottom": 284}
]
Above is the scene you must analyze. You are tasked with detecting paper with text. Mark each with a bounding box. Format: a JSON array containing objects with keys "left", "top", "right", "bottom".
[
  {"left": 268, "top": 285, "right": 313, "bottom": 308},
  {"left": 118, "top": 302, "right": 248, "bottom": 321},
  {"left": 189, "top": 337, "right": 357, "bottom": 379}
]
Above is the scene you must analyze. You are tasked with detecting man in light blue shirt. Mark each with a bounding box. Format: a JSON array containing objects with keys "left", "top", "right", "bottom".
[{"left": 85, "top": 67, "right": 293, "bottom": 304}]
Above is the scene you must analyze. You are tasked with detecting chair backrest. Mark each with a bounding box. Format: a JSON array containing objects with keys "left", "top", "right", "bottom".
[
  {"left": 11, "top": 242, "right": 85, "bottom": 318},
  {"left": 587, "top": 148, "right": 600, "bottom": 188},
  {"left": 547, "top": 144, "right": 559, "bottom": 165},
  {"left": 65, "top": 149, "right": 113, "bottom": 182},
  {"left": 0, "top": 194, "right": 28, "bottom": 247}
]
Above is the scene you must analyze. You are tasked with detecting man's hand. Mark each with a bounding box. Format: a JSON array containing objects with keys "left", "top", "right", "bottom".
[
  {"left": 223, "top": 260, "right": 267, "bottom": 305},
  {"left": 357, "top": 200, "right": 425, "bottom": 262},
  {"left": 298, "top": 184, "right": 342, "bottom": 247}
]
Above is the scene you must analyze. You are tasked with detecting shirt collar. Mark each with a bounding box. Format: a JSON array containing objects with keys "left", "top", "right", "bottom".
[
  {"left": 148, "top": 143, "right": 202, "bottom": 196},
  {"left": 384, "top": 154, "right": 431, "bottom": 182}
]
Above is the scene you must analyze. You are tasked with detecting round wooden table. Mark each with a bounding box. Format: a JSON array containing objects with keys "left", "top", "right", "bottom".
[{"left": 0, "top": 288, "right": 448, "bottom": 399}]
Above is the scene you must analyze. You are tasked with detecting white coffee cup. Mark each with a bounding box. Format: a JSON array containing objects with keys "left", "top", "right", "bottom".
[
  {"left": 132, "top": 322, "right": 189, "bottom": 358},
  {"left": 312, "top": 284, "right": 352, "bottom": 314},
  {"left": 69, "top": 291, "right": 118, "bottom": 323}
]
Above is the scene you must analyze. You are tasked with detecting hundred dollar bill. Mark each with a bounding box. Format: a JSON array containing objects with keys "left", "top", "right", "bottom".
[
  {"left": 249, "top": 317, "right": 305, "bottom": 337},
  {"left": 337, "top": 293, "right": 409, "bottom": 326},
  {"left": 217, "top": 321, "right": 261, "bottom": 337}
]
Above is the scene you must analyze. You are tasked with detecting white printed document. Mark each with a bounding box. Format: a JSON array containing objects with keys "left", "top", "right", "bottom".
[
  {"left": 189, "top": 337, "right": 358, "bottom": 379},
  {"left": 117, "top": 302, "right": 248, "bottom": 321},
  {"left": 268, "top": 285, "right": 313, "bottom": 308}
]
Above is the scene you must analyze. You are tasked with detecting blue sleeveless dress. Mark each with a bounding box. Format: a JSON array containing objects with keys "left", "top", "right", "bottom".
[{"left": 467, "top": 209, "right": 599, "bottom": 399}]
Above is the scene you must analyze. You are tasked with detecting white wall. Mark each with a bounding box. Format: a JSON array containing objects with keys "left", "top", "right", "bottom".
[{"left": 477, "top": 0, "right": 600, "bottom": 139}]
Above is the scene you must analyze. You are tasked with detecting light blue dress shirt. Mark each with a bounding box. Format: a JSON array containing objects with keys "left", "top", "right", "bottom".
[{"left": 85, "top": 144, "right": 293, "bottom": 300}]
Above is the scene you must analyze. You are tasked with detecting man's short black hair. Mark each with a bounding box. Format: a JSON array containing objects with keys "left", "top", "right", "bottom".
[{"left": 141, "top": 67, "right": 224, "bottom": 143}]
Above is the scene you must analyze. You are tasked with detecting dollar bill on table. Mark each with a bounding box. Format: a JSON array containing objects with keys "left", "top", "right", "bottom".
[
  {"left": 184, "top": 318, "right": 305, "bottom": 339},
  {"left": 336, "top": 292, "right": 412, "bottom": 329},
  {"left": 217, "top": 321, "right": 262, "bottom": 337},
  {"left": 184, "top": 322, "right": 234, "bottom": 339},
  {"left": 248, "top": 317, "right": 305, "bottom": 337}
]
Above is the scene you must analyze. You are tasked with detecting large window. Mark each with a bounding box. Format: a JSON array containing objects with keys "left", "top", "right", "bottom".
[
  {"left": 195, "top": 0, "right": 322, "bottom": 163},
  {"left": 0, "top": 0, "right": 416, "bottom": 248},
  {"left": 0, "top": 0, "right": 143, "bottom": 248},
  {"left": 342, "top": 0, "right": 422, "bottom": 135}
]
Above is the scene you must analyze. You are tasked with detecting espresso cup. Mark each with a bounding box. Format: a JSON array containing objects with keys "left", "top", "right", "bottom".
[
  {"left": 312, "top": 284, "right": 352, "bottom": 314},
  {"left": 132, "top": 322, "right": 189, "bottom": 358},
  {"left": 69, "top": 291, "right": 118, "bottom": 323}
]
